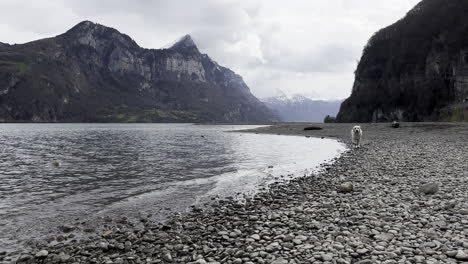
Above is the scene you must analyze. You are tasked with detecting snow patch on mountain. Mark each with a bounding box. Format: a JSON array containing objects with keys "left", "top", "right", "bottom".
[{"left": 262, "top": 93, "right": 343, "bottom": 122}]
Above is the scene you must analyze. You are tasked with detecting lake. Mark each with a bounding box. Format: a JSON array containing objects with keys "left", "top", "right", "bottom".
[{"left": 0, "top": 124, "right": 346, "bottom": 252}]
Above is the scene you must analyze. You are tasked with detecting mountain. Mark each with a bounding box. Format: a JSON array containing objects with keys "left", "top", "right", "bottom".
[
  {"left": 262, "top": 93, "right": 343, "bottom": 122},
  {"left": 0, "top": 21, "right": 276, "bottom": 122},
  {"left": 337, "top": 0, "right": 468, "bottom": 122}
]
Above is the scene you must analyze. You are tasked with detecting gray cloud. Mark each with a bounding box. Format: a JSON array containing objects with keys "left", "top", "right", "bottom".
[{"left": 0, "top": 0, "right": 420, "bottom": 99}]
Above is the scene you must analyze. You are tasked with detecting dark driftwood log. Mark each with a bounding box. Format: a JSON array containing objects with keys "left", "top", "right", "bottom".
[{"left": 304, "top": 126, "right": 323, "bottom": 131}]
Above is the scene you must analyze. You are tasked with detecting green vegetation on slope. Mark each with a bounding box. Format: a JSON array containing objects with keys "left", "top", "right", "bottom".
[
  {"left": 448, "top": 109, "right": 468, "bottom": 122},
  {"left": 95, "top": 105, "right": 200, "bottom": 123},
  {"left": 0, "top": 60, "right": 30, "bottom": 72}
]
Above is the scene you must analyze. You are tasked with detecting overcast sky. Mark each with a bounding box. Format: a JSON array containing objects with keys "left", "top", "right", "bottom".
[{"left": 0, "top": 0, "right": 420, "bottom": 100}]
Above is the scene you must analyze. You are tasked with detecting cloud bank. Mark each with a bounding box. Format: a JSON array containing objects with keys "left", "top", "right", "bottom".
[{"left": 0, "top": 0, "right": 420, "bottom": 99}]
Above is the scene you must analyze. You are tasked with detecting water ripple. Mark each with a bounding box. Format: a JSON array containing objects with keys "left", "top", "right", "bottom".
[{"left": 0, "top": 123, "right": 345, "bottom": 252}]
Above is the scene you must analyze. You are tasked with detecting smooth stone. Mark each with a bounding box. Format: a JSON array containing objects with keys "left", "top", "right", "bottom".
[
  {"left": 374, "top": 233, "right": 394, "bottom": 242},
  {"left": 283, "top": 242, "right": 294, "bottom": 249},
  {"left": 414, "top": 256, "right": 425, "bottom": 262},
  {"left": 356, "top": 248, "right": 369, "bottom": 254},
  {"left": 162, "top": 252, "right": 173, "bottom": 262},
  {"left": 338, "top": 182, "right": 354, "bottom": 193},
  {"left": 375, "top": 245, "right": 385, "bottom": 251},
  {"left": 322, "top": 254, "right": 333, "bottom": 261},
  {"left": 250, "top": 234, "right": 260, "bottom": 240},
  {"left": 419, "top": 182, "right": 439, "bottom": 195},
  {"left": 292, "top": 239, "right": 302, "bottom": 245},
  {"left": 124, "top": 241, "right": 132, "bottom": 251},
  {"left": 98, "top": 242, "right": 109, "bottom": 251},
  {"left": 35, "top": 250, "right": 48, "bottom": 258},
  {"left": 459, "top": 209, "right": 468, "bottom": 215},
  {"left": 455, "top": 250, "right": 468, "bottom": 260},
  {"left": 356, "top": 260, "right": 373, "bottom": 264},
  {"left": 271, "top": 258, "right": 288, "bottom": 264},
  {"left": 17, "top": 255, "right": 32, "bottom": 262},
  {"left": 59, "top": 225, "right": 75, "bottom": 233},
  {"left": 59, "top": 254, "right": 71, "bottom": 262}
]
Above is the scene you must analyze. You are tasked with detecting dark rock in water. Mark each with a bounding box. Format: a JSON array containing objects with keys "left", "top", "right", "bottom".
[
  {"left": 338, "top": 182, "right": 354, "bottom": 193},
  {"left": 303, "top": 126, "right": 323, "bottom": 131},
  {"left": 419, "top": 182, "right": 439, "bottom": 195}
]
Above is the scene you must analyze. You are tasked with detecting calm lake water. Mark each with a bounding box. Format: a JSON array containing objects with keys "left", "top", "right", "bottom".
[{"left": 0, "top": 124, "right": 346, "bottom": 252}]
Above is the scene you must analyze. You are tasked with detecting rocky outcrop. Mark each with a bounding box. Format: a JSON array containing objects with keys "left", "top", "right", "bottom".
[
  {"left": 337, "top": 0, "right": 468, "bottom": 122},
  {"left": 0, "top": 21, "right": 276, "bottom": 122}
]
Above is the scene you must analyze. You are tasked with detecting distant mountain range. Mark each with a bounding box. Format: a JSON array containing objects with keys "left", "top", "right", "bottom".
[
  {"left": 262, "top": 94, "right": 342, "bottom": 122},
  {"left": 338, "top": 0, "right": 468, "bottom": 122},
  {"left": 0, "top": 21, "right": 276, "bottom": 122}
]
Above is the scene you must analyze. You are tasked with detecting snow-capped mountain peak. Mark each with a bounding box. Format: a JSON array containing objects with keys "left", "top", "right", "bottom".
[
  {"left": 261, "top": 92, "right": 343, "bottom": 122},
  {"left": 263, "top": 92, "right": 312, "bottom": 104}
]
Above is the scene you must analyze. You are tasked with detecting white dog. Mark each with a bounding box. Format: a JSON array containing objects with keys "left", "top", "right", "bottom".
[{"left": 351, "top": 125, "right": 363, "bottom": 147}]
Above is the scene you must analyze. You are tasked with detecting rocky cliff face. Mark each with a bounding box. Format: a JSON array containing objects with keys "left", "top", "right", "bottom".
[
  {"left": 337, "top": 0, "right": 468, "bottom": 122},
  {"left": 0, "top": 21, "right": 276, "bottom": 122}
]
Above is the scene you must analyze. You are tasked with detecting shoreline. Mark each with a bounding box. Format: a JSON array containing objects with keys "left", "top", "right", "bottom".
[{"left": 9, "top": 122, "right": 468, "bottom": 263}]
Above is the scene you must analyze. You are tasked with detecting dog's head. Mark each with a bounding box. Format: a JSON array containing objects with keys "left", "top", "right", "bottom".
[{"left": 352, "top": 126, "right": 361, "bottom": 134}]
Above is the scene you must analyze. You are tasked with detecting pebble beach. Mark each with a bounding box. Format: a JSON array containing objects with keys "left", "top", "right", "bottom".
[{"left": 8, "top": 122, "right": 468, "bottom": 264}]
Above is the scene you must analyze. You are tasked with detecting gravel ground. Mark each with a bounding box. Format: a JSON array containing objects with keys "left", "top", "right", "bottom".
[{"left": 7, "top": 122, "right": 468, "bottom": 264}]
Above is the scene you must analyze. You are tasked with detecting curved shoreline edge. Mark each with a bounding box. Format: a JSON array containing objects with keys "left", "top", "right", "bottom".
[{"left": 9, "top": 122, "right": 468, "bottom": 263}]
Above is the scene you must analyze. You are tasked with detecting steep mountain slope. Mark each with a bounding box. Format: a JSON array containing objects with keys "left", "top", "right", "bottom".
[
  {"left": 337, "top": 0, "right": 468, "bottom": 122},
  {"left": 0, "top": 21, "right": 276, "bottom": 122},
  {"left": 262, "top": 94, "right": 342, "bottom": 122}
]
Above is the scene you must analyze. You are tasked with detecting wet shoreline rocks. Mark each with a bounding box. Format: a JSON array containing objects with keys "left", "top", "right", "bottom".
[{"left": 11, "top": 123, "right": 468, "bottom": 263}]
